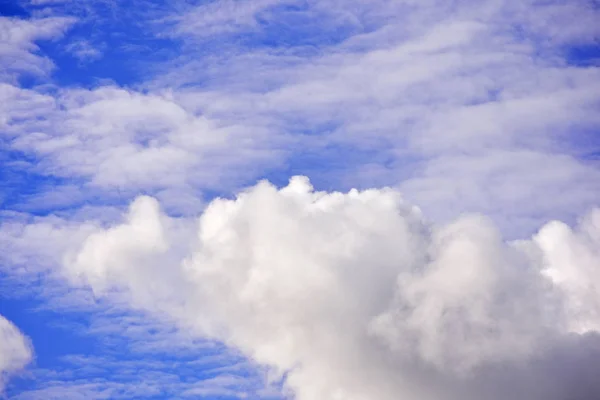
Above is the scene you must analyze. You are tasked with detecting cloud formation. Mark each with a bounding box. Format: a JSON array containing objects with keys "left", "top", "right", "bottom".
[
  {"left": 65, "top": 177, "right": 600, "bottom": 400},
  {"left": 148, "top": 0, "right": 600, "bottom": 233},
  {"left": 3, "top": 0, "right": 599, "bottom": 231},
  {"left": 0, "top": 314, "right": 33, "bottom": 393},
  {"left": 1, "top": 0, "right": 599, "bottom": 397}
]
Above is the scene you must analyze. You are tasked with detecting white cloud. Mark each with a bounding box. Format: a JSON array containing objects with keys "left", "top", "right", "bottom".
[
  {"left": 64, "top": 39, "right": 103, "bottom": 62},
  {"left": 0, "top": 314, "right": 33, "bottom": 393},
  {"left": 0, "top": 16, "right": 73, "bottom": 83},
  {"left": 3, "top": 0, "right": 599, "bottom": 231},
  {"left": 170, "top": 0, "right": 288, "bottom": 38},
  {"left": 534, "top": 209, "right": 600, "bottom": 333},
  {"left": 3, "top": 85, "right": 283, "bottom": 214},
  {"left": 143, "top": 0, "right": 600, "bottom": 232},
  {"left": 63, "top": 177, "right": 600, "bottom": 400},
  {"left": 398, "top": 150, "right": 600, "bottom": 237},
  {"left": 0, "top": 211, "right": 97, "bottom": 277}
]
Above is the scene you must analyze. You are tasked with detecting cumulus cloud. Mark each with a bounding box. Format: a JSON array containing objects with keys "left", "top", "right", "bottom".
[
  {"left": 65, "top": 177, "right": 600, "bottom": 400},
  {"left": 0, "top": 314, "right": 33, "bottom": 392}
]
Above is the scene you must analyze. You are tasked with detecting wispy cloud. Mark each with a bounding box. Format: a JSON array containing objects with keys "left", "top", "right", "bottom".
[
  {"left": 3, "top": 1, "right": 599, "bottom": 230},
  {"left": 0, "top": 16, "right": 73, "bottom": 83},
  {"left": 64, "top": 39, "right": 103, "bottom": 63},
  {"left": 170, "top": 0, "right": 289, "bottom": 38}
]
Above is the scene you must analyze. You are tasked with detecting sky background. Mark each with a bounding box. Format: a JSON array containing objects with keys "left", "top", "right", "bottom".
[{"left": 1, "top": 0, "right": 600, "bottom": 399}]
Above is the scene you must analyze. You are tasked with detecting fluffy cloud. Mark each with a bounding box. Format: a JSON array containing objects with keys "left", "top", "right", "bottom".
[
  {"left": 0, "top": 315, "right": 33, "bottom": 392},
  {"left": 65, "top": 177, "right": 600, "bottom": 400}
]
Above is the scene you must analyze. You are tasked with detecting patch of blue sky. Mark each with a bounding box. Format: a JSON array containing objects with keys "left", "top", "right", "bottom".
[
  {"left": 0, "top": 1, "right": 29, "bottom": 18},
  {"left": 0, "top": 149, "right": 127, "bottom": 218},
  {"left": 20, "top": 3, "right": 179, "bottom": 89},
  {"left": 13, "top": 0, "right": 365, "bottom": 92},
  {"left": 1, "top": 287, "right": 277, "bottom": 399},
  {"left": 566, "top": 44, "right": 600, "bottom": 66},
  {"left": 1, "top": 298, "right": 94, "bottom": 368},
  {"left": 1, "top": 157, "right": 76, "bottom": 213}
]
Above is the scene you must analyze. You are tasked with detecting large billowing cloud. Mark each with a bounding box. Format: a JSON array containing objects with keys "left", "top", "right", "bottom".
[
  {"left": 65, "top": 177, "right": 600, "bottom": 400},
  {"left": 0, "top": 315, "right": 33, "bottom": 393}
]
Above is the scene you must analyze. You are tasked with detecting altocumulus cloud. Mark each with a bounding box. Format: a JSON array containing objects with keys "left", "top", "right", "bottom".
[{"left": 64, "top": 177, "right": 600, "bottom": 400}]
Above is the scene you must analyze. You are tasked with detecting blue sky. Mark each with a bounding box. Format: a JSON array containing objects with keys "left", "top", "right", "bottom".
[{"left": 1, "top": 1, "right": 600, "bottom": 399}]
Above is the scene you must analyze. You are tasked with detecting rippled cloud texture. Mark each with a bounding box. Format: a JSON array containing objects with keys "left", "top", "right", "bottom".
[{"left": 1, "top": 0, "right": 599, "bottom": 398}]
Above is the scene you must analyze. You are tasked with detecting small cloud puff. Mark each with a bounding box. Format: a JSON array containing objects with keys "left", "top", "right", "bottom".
[{"left": 0, "top": 314, "right": 33, "bottom": 393}]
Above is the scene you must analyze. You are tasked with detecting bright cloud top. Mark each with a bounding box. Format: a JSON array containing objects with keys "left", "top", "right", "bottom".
[
  {"left": 65, "top": 177, "right": 600, "bottom": 400},
  {"left": 0, "top": 314, "right": 33, "bottom": 393}
]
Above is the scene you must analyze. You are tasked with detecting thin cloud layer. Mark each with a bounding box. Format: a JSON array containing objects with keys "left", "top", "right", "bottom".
[
  {"left": 0, "top": 314, "right": 33, "bottom": 393},
  {"left": 65, "top": 177, "right": 600, "bottom": 400}
]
